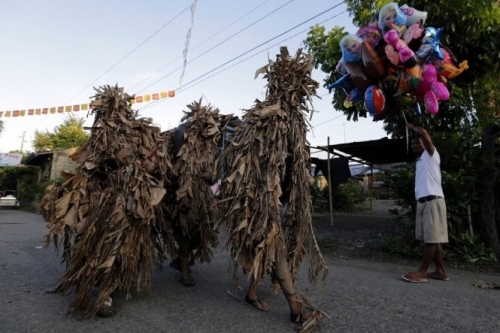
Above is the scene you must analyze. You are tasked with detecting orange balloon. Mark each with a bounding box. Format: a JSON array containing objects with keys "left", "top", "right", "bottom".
[
  {"left": 361, "top": 41, "right": 385, "bottom": 81},
  {"left": 344, "top": 62, "right": 373, "bottom": 91}
]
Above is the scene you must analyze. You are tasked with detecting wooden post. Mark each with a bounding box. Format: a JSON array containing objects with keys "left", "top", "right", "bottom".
[
  {"left": 370, "top": 164, "right": 373, "bottom": 215},
  {"left": 327, "top": 137, "right": 334, "bottom": 226}
]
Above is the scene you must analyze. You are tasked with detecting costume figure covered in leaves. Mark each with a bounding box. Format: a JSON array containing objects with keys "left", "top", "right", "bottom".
[
  {"left": 217, "top": 48, "right": 328, "bottom": 331},
  {"left": 164, "top": 99, "right": 233, "bottom": 286},
  {"left": 42, "top": 85, "right": 175, "bottom": 317}
]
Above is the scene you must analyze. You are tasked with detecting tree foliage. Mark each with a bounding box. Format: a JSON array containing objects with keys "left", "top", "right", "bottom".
[
  {"left": 304, "top": 0, "right": 500, "bottom": 257},
  {"left": 32, "top": 116, "right": 89, "bottom": 151},
  {"left": 304, "top": 0, "right": 500, "bottom": 124},
  {"left": 0, "top": 166, "right": 40, "bottom": 205}
]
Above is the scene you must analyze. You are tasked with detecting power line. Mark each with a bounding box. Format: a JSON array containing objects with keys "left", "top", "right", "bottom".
[
  {"left": 177, "top": 11, "right": 347, "bottom": 95},
  {"left": 21, "top": 5, "right": 192, "bottom": 137},
  {"left": 128, "top": 0, "right": 273, "bottom": 92},
  {"left": 312, "top": 114, "right": 345, "bottom": 128},
  {"left": 135, "top": 0, "right": 296, "bottom": 94},
  {"left": 62, "top": 4, "right": 191, "bottom": 105},
  {"left": 173, "top": 1, "right": 346, "bottom": 92},
  {"left": 137, "top": 3, "right": 347, "bottom": 113}
]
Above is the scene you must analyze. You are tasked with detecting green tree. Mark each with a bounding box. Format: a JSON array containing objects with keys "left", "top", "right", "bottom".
[
  {"left": 32, "top": 116, "right": 89, "bottom": 151},
  {"left": 304, "top": 0, "right": 500, "bottom": 255}
]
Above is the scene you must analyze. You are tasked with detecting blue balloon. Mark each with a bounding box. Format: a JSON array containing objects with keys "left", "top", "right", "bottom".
[
  {"left": 347, "top": 87, "right": 364, "bottom": 103},
  {"left": 416, "top": 27, "right": 444, "bottom": 60},
  {"left": 430, "top": 28, "right": 444, "bottom": 60},
  {"left": 327, "top": 74, "right": 354, "bottom": 94}
]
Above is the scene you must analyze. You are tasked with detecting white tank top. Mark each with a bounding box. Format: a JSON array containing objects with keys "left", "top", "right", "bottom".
[{"left": 415, "top": 149, "right": 444, "bottom": 200}]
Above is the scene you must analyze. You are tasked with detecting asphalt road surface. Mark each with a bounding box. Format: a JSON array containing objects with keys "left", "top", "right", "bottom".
[{"left": 1, "top": 209, "right": 499, "bottom": 333}]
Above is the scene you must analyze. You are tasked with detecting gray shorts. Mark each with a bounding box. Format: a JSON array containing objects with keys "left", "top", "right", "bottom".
[{"left": 415, "top": 197, "right": 448, "bottom": 244}]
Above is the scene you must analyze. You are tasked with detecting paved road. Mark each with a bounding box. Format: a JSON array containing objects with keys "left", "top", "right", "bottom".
[{"left": 1, "top": 209, "right": 499, "bottom": 333}]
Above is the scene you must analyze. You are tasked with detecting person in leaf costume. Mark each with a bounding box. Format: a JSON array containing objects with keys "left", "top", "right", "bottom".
[
  {"left": 165, "top": 99, "right": 234, "bottom": 286},
  {"left": 217, "top": 48, "right": 328, "bottom": 330}
]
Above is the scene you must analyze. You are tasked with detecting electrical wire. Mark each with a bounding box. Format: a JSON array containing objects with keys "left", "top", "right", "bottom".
[
  {"left": 137, "top": 4, "right": 347, "bottom": 113},
  {"left": 135, "top": 0, "right": 297, "bottom": 94},
  {"left": 127, "top": 0, "right": 273, "bottom": 92},
  {"left": 21, "top": 4, "right": 192, "bottom": 136},
  {"left": 177, "top": 12, "right": 346, "bottom": 95},
  {"left": 62, "top": 4, "right": 191, "bottom": 105},
  {"left": 172, "top": 1, "right": 346, "bottom": 91}
]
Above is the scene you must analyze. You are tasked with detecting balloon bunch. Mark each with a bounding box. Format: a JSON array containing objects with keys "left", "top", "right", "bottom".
[{"left": 329, "top": 2, "right": 469, "bottom": 120}]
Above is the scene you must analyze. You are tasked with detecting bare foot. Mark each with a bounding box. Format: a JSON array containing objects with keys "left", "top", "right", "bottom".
[
  {"left": 245, "top": 295, "right": 270, "bottom": 311},
  {"left": 97, "top": 297, "right": 115, "bottom": 317},
  {"left": 179, "top": 276, "right": 196, "bottom": 287},
  {"left": 402, "top": 271, "right": 427, "bottom": 283},
  {"left": 426, "top": 272, "right": 449, "bottom": 281},
  {"left": 289, "top": 298, "right": 313, "bottom": 323}
]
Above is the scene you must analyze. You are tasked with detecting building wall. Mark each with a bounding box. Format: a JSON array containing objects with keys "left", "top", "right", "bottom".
[{"left": 49, "top": 148, "right": 78, "bottom": 180}]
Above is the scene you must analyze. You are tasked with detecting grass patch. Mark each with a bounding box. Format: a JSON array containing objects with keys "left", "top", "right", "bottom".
[{"left": 317, "top": 237, "right": 339, "bottom": 250}]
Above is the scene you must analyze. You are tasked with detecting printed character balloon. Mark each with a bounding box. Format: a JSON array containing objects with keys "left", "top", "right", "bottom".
[
  {"left": 433, "top": 47, "right": 469, "bottom": 79},
  {"left": 403, "top": 22, "right": 425, "bottom": 52},
  {"left": 339, "top": 34, "right": 364, "bottom": 63},
  {"left": 416, "top": 27, "right": 444, "bottom": 60},
  {"left": 378, "top": 2, "right": 407, "bottom": 33},
  {"left": 379, "top": 2, "right": 417, "bottom": 68},
  {"left": 356, "top": 25, "right": 382, "bottom": 48},
  {"left": 400, "top": 4, "right": 427, "bottom": 27}
]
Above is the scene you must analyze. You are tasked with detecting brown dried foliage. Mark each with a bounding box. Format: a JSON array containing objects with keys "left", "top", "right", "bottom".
[
  {"left": 43, "top": 85, "right": 174, "bottom": 317},
  {"left": 217, "top": 47, "right": 328, "bottom": 289},
  {"left": 165, "top": 99, "right": 233, "bottom": 263}
]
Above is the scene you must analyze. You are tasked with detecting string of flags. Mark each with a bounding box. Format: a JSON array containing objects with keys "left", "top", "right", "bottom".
[{"left": 0, "top": 90, "right": 175, "bottom": 118}]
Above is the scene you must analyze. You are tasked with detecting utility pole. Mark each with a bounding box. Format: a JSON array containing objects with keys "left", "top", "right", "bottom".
[{"left": 20, "top": 131, "right": 26, "bottom": 152}]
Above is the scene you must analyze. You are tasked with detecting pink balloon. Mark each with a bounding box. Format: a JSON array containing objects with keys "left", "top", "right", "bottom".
[
  {"left": 424, "top": 90, "right": 439, "bottom": 114},
  {"left": 414, "top": 64, "right": 437, "bottom": 95},
  {"left": 422, "top": 64, "right": 437, "bottom": 84},
  {"left": 431, "top": 82, "right": 450, "bottom": 100}
]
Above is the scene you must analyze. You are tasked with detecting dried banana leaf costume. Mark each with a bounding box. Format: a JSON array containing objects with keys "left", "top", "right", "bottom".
[
  {"left": 166, "top": 100, "right": 232, "bottom": 266},
  {"left": 44, "top": 85, "right": 175, "bottom": 317},
  {"left": 217, "top": 48, "right": 328, "bottom": 293}
]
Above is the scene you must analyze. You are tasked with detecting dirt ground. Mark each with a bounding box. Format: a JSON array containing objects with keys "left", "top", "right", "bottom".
[{"left": 313, "top": 199, "right": 500, "bottom": 274}]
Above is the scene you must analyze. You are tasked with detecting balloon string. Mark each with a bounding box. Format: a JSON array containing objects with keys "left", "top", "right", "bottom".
[{"left": 402, "top": 109, "right": 409, "bottom": 155}]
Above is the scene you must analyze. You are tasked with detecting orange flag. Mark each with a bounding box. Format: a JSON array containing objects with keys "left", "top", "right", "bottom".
[{"left": 28, "top": 109, "right": 35, "bottom": 115}]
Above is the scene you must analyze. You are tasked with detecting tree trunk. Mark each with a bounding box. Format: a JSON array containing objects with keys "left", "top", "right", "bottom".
[
  {"left": 495, "top": 182, "right": 500, "bottom": 245},
  {"left": 478, "top": 125, "right": 500, "bottom": 255}
]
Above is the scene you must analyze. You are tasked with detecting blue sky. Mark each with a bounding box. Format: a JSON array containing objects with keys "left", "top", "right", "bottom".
[{"left": 0, "top": 0, "right": 388, "bottom": 157}]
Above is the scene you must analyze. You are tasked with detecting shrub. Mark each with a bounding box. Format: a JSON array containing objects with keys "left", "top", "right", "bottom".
[{"left": 311, "top": 179, "right": 365, "bottom": 212}]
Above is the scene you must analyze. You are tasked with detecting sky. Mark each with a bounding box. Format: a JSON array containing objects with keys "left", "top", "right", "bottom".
[{"left": 0, "top": 0, "right": 388, "bottom": 158}]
